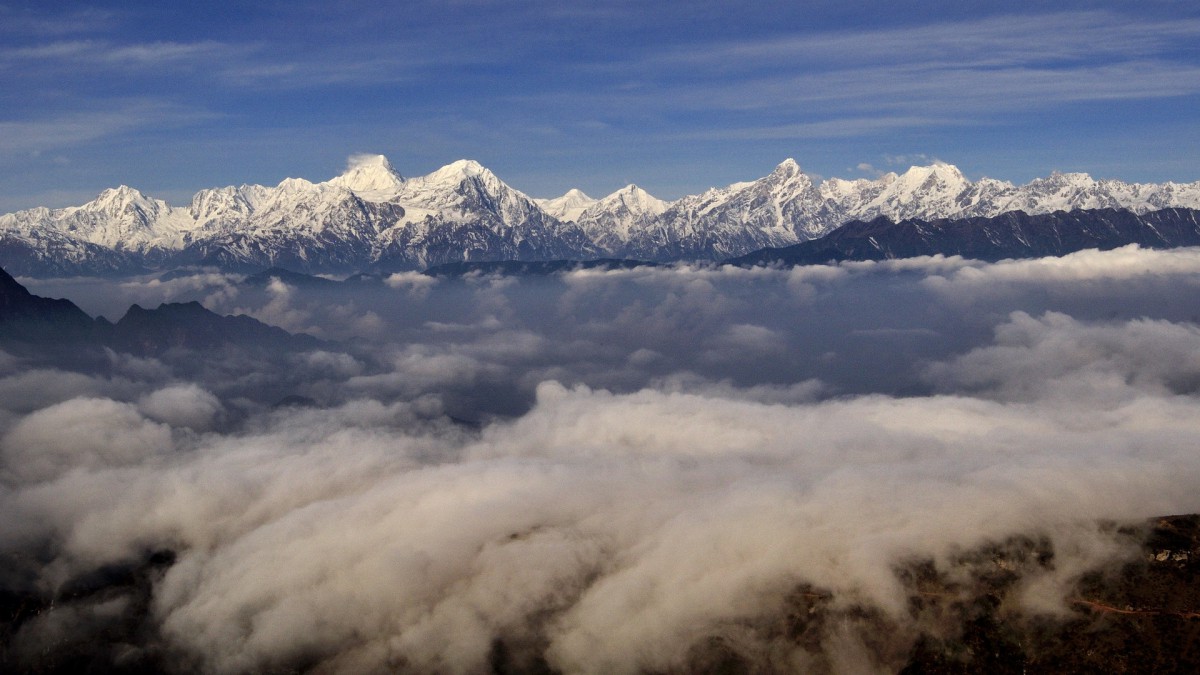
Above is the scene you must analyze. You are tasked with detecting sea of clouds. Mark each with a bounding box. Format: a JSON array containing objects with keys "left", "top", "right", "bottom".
[{"left": 6, "top": 245, "right": 1200, "bottom": 673}]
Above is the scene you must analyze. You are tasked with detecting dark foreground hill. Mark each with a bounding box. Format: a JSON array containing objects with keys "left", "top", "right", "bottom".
[
  {"left": 0, "top": 266, "right": 320, "bottom": 359},
  {"left": 107, "top": 301, "right": 320, "bottom": 356},
  {"left": 0, "top": 266, "right": 97, "bottom": 343}
]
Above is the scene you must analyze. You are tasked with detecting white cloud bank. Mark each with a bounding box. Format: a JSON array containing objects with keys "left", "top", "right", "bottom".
[{"left": 5, "top": 246, "right": 1200, "bottom": 672}]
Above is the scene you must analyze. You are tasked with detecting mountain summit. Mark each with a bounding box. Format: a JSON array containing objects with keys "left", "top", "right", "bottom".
[
  {"left": 327, "top": 154, "right": 406, "bottom": 193},
  {"left": 535, "top": 189, "right": 597, "bottom": 222}
]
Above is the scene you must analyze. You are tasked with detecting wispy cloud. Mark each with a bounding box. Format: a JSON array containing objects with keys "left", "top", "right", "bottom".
[
  {"left": 0, "top": 37, "right": 488, "bottom": 90},
  {"left": 0, "top": 39, "right": 250, "bottom": 72},
  {"left": 215, "top": 53, "right": 436, "bottom": 88},
  {"left": 0, "top": 101, "right": 219, "bottom": 156},
  {"left": 521, "top": 11, "right": 1197, "bottom": 127},
  {"left": 644, "top": 12, "right": 1200, "bottom": 72},
  {"left": 708, "top": 61, "right": 1200, "bottom": 114},
  {"left": 0, "top": 5, "right": 117, "bottom": 37},
  {"left": 672, "top": 116, "right": 963, "bottom": 141}
]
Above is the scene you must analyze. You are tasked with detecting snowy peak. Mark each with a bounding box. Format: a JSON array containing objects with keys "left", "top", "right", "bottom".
[
  {"left": 88, "top": 185, "right": 162, "bottom": 217},
  {"left": 190, "top": 185, "right": 264, "bottom": 223},
  {"left": 1052, "top": 172, "right": 1107, "bottom": 195},
  {"left": 327, "top": 154, "right": 405, "bottom": 193},
  {"left": 423, "top": 159, "right": 495, "bottom": 186},
  {"left": 975, "top": 177, "right": 1016, "bottom": 192},
  {"left": 574, "top": 183, "right": 670, "bottom": 250},
  {"left": 762, "top": 158, "right": 816, "bottom": 194},
  {"left": 408, "top": 159, "right": 516, "bottom": 208},
  {"left": 1000, "top": 171, "right": 1118, "bottom": 212},
  {"left": 561, "top": 188, "right": 592, "bottom": 200},
  {"left": 77, "top": 185, "right": 181, "bottom": 239},
  {"left": 772, "top": 157, "right": 803, "bottom": 178},
  {"left": 858, "top": 162, "right": 973, "bottom": 221},
  {"left": 13, "top": 184, "right": 201, "bottom": 253},
  {"left": 896, "top": 163, "right": 968, "bottom": 191},
  {"left": 652, "top": 158, "right": 829, "bottom": 247},
  {"left": 1024, "top": 171, "right": 1097, "bottom": 194},
  {"left": 535, "top": 189, "right": 597, "bottom": 222},
  {"left": 596, "top": 184, "right": 669, "bottom": 217},
  {"left": 276, "top": 177, "right": 318, "bottom": 193},
  {"left": 406, "top": 159, "right": 515, "bottom": 204},
  {"left": 821, "top": 176, "right": 880, "bottom": 201}
]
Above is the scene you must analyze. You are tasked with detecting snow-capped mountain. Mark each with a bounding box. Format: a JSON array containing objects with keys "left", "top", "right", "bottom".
[
  {"left": 325, "top": 154, "right": 405, "bottom": 195},
  {"left": 533, "top": 189, "right": 596, "bottom": 222},
  {"left": 564, "top": 159, "right": 1200, "bottom": 261},
  {"left": 0, "top": 156, "right": 597, "bottom": 274},
  {"left": 0, "top": 186, "right": 189, "bottom": 252},
  {"left": 631, "top": 158, "right": 834, "bottom": 260},
  {"left": 575, "top": 184, "right": 670, "bottom": 254},
  {"left": 3, "top": 155, "right": 1200, "bottom": 275},
  {"left": 855, "top": 163, "right": 974, "bottom": 222},
  {"left": 370, "top": 159, "right": 597, "bottom": 268}
]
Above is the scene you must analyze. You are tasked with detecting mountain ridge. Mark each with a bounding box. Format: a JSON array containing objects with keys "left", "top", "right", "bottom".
[{"left": 4, "top": 157, "right": 1200, "bottom": 276}]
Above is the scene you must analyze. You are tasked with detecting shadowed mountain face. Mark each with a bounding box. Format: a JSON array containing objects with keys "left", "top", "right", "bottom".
[
  {"left": 0, "top": 266, "right": 97, "bottom": 345},
  {"left": 109, "top": 301, "right": 321, "bottom": 356},
  {"left": 731, "top": 208, "right": 1200, "bottom": 267}
]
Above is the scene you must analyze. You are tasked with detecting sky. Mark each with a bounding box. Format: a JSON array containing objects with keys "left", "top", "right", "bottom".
[{"left": 1, "top": 0, "right": 1199, "bottom": 212}]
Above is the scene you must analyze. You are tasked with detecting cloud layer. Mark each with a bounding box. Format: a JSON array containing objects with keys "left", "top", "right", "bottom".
[{"left": 7, "top": 246, "right": 1200, "bottom": 672}]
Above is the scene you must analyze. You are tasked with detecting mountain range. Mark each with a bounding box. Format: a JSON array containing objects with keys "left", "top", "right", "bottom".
[{"left": 3, "top": 155, "right": 1200, "bottom": 276}]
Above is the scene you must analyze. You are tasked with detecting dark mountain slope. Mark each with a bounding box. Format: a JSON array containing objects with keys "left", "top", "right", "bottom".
[
  {"left": 0, "top": 266, "right": 97, "bottom": 343},
  {"left": 110, "top": 302, "right": 321, "bottom": 356},
  {"left": 0, "top": 267, "right": 321, "bottom": 358},
  {"left": 731, "top": 208, "right": 1200, "bottom": 267}
]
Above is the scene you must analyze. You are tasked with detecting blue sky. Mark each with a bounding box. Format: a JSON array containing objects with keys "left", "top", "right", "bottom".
[{"left": 1, "top": 0, "right": 1198, "bottom": 212}]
